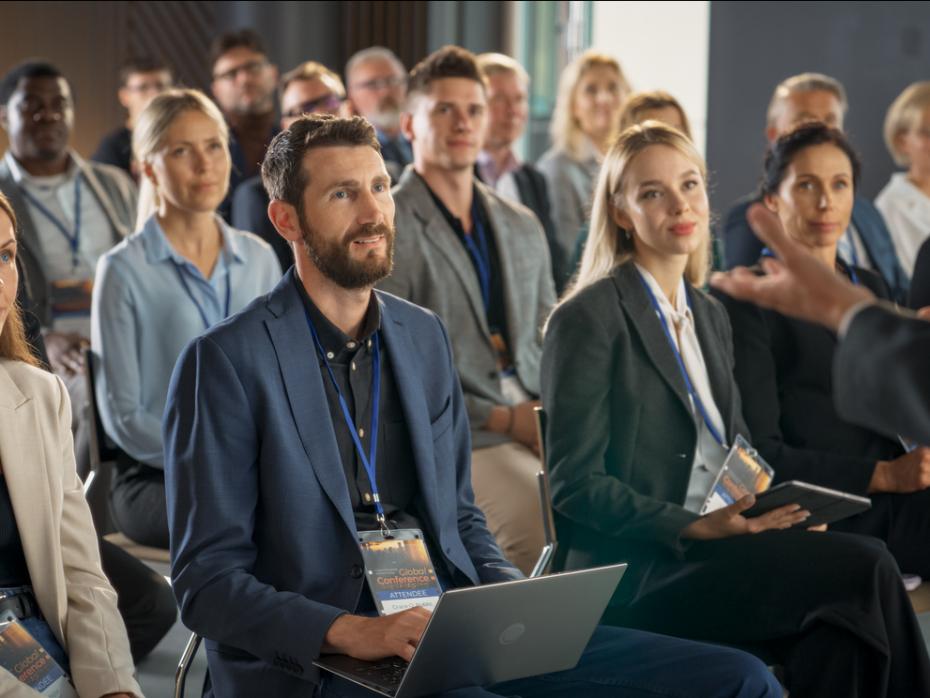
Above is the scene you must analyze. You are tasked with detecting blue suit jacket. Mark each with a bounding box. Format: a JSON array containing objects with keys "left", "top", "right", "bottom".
[
  {"left": 163, "top": 270, "right": 521, "bottom": 697},
  {"left": 722, "top": 193, "right": 910, "bottom": 303}
]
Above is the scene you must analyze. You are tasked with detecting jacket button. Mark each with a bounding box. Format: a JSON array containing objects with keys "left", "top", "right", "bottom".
[
  {"left": 488, "top": 371, "right": 497, "bottom": 379},
  {"left": 678, "top": 453, "right": 688, "bottom": 459},
  {"left": 350, "top": 564, "right": 363, "bottom": 579}
]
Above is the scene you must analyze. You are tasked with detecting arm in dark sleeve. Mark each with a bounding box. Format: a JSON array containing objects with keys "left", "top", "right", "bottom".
[
  {"left": 718, "top": 291, "right": 877, "bottom": 494},
  {"left": 722, "top": 198, "right": 765, "bottom": 269},
  {"left": 542, "top": 298, "right": 699, "bottom": 555},
  {"left": 909, "top": 238, "right": 930, "bottom": 309},
  {"left": 164, "top": 336, "right": 345, "bottom": 682},
  {"left": 836, "top": 303, "right": 930, "bottom": 444}
]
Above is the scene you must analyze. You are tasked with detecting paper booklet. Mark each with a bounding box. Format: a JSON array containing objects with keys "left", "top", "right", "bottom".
[
  {"left": 0, "top": 613, "right": 76, "bottom": 697},
  {"left": 700, "top": 434, "right": 775, "bottom": 515}
]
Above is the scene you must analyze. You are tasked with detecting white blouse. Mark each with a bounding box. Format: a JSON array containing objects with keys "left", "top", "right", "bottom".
[{"left": 875, "top": 173, "right": 930, "bottom": 278}]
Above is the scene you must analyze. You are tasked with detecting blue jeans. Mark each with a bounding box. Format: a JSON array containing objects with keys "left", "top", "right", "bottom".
[
  {"left": 319, "top": 625, "right": 782, "bottom": 697},
  {"left": 0, "top": 586, "right": 70, "bottom": 673}
]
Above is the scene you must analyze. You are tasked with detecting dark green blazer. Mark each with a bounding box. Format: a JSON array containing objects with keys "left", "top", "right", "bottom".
[{"left": 541, "top": 261, "right": 750, "bottom": 601}]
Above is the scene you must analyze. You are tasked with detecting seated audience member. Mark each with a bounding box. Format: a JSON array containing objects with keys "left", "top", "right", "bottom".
[
  {"left": 0, "top": 60, "right": 136, "bottom": 477},
  {"left": 163, "top": 112, "right": 781, "bottom": 698},
  {"left": 619, "top": 90, "right": 692, "bottom": 138},
  {"left": 876, "top": 81, "right": 930, "bottom": 277},
  {"left": 538, "top": 51, "right": 630, "bottom": 263},
  {"left": 92, "top": 56, "right": 173, "bottom": 178},
  {"left": 723, "top": 73, "right": 908, "bottom": 302},
  {"left": 233, "top": 60, "right": 346, "bottom": 270},
  {"left": 17, "top": 253, "right": 176, "bottom": 662},
  {"left": 210, "top": 28, "right": 279, "bottom": 219},
  {"left": 91, "top": 89, "right": 280, "bottom": 549},
  {"left": 346, "top": 46, "right": 411, "bottom": 179},
  {"left": 910, "top": 236, "right": 930, "bottom": 309},
  {"left": 716, "top": 123, "right": 930, "bottom": 578},
  {"left": 0, "top": 192, "right": 141, "bottom": 697},
  {"left": 380, "top": 47, "right": 554, "bottom": 575},
  {"left": 541, "top": 121, "right": 930, "bottom": 698},
  {"left": 476, "top": 52, "right": 568, "bottom": 291},
  {"left": 712, "top": 204, "right": 930, "bottom": 444}
]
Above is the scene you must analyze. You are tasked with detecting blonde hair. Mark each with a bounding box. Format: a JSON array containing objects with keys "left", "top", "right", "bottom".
[
  {"left": 132, "top": 88, "right": 230, "bottom": 230},
  {"left": 281, "top": 60, "right": 346, "bottom": 98},
  {"left": 884, "top": 81, "right": 930, "bottom": 167},
  {"left": 555, "top": 121, "right": 710, "bottom": 313},
  {"left": 550, "top": 51, "right": 630, "bottom": 160},
  {"left": 0, "top": 193, "right": 39, "bottom": 366},
  {"left": 476, "top": 52, "right": 529, "bottom": 86},
  {"left": 619, "top": 90, "right": 692, "bottom": 140}
]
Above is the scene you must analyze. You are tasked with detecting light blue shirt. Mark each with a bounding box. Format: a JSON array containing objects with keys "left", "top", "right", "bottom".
[{"left": 91, "top": 214, "right": 282, "bottom": 468}]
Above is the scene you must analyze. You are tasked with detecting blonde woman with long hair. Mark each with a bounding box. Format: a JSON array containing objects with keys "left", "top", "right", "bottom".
[
  {"left": 90, "top": 89, "right": 280, "bottom": 548},
  {"left": 537, "top": 51, "right": 630, "bottom": 262},
  {"left": 541, "top": 121, "right": 930, "bottom": 698}
]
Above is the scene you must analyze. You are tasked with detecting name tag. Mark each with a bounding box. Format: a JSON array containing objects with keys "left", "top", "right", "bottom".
[
  {"left": 358, "top": 529, "right": 442, "bottom": 616},
  {"left": 700, "top": 435, "right": 774, "bottom": 515}
]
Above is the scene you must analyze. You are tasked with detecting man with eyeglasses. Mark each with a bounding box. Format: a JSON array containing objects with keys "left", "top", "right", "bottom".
[
  {"left": 210, "top": 28, "right": 280, "bottom": 220},
  {"left": 92, "top": 56, "right": 173, "bottom": 179},
  {"left": 346, "top": 47, "right": 411, "bottom": 180},
  {"left": 233, "top": 61, "right": 347, "bottom": 271}
]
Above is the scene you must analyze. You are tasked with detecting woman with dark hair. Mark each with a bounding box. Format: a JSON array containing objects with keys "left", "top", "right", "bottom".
[
  {"left": 0, "top": 192, "right": 139, "bottom": 696},
  {"left": 542, "top": 121, "right": 930, "bottom": 697},
  {"left": 716, "top": 123, "right": 930, "bottom": 577}
]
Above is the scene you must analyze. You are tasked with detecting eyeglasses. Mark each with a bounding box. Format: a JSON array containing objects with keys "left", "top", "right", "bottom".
[
  {"left": 213, "top": 59, "right": 270, "bottom": 83},
  {"left": 282, "top": 94, "right": 345, "bottom": 118},
  {"left": 351, "top": 75, "right": 406, "bottom": 92}
]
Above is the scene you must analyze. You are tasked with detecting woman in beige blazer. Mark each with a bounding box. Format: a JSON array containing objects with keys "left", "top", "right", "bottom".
[{"left": 0, "top": 193, "right": 140, "bottom": 697}]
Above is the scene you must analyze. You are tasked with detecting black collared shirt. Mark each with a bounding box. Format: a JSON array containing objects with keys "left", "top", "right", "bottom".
[
  {"left": 417, "top": 173, "right": 512, "bottom": 355},
  {"left": 0, "top": 475, "right": 31, "bottom": 588}
]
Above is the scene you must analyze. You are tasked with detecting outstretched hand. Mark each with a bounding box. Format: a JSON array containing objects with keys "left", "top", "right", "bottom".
[
  {"left": 682, "top": 494, "right": 810, "bottom": 540},
  {"left": 710, "top": 204, "right": 874, "bottom": 331}
]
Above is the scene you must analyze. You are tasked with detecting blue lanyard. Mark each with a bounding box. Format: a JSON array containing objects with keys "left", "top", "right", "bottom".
[
  {"left": 636, "top": 271, "right": 728, "bottom": 449},
  {"left": 761, "top": 247, "right": 859, "bottom": 285},
  {"left": 21, "top": 176, "right": 82, "bottom": 269},
  {"left": 462, "top": 199, "right": 491, "bottom": 310},
  {"left": 171, "top": 257, "right": 232, "bottom": 330},
  {"left": 304, "top": 309, "right": 387, "bottom": 530}
]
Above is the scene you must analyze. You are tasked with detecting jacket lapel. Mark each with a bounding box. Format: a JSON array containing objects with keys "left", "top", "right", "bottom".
[
  {"left": 377, "top": 298, "right": 442, "bottom": 536},
  {"left": 400, "top": 170, "right": 491, "bottom": 341},
  {"left": 612, "top": 264, "right": 697, "bottom": 428},
  {"left": 0, "top": 364, "right": 62, "bottom": 634},
  {"left": 76, "top": 157, "right": 130, "bottom": 239},
  {"left": 263, "top": 274, "right": 357, "bottom": 535},
  {"left": 0, "top": 159, "right": 44, "bottom": 288}
]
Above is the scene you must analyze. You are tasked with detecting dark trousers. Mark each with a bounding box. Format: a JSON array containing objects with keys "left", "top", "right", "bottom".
[
  {"left": 99, "top": 538, "right": 177, "bottom": 661},
  {"left": 604, "top": 530, "right": 930, "bottom": 698},
  {"left": 833, "top": 487, "right": 930, "bottom": 577},
  {"left": 318, "top": 625, "right": 781, "bottom": 698},
  {"left": 110, "top": 461, "right": 170, "bottom": 549}
]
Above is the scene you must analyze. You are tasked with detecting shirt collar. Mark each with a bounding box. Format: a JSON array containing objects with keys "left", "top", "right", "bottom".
[
  {"left": 292, "top": 273, "right": 382, "bottom": 356},
  {"left": 5, "top": 150, "right": 79, "bottom": 187},
  {"left": 634, "top": 262, "right": 692, "bottom": 327},
  {"left": 476, "top": 149, "right": 521, "bottom": 185},
  {"left": 140, "top": 213, "right": 245, "bottom": 267}
]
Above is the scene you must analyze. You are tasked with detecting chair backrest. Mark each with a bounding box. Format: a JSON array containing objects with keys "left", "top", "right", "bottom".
[
  {"left": 83, "top": 347, "right": 125, "bottom": 468},
  {"left": 175, "top": 632, "right": 203, "bottom": 698},
  {"left": 529, "top": 406, "right": 557, "bottom": 578}
]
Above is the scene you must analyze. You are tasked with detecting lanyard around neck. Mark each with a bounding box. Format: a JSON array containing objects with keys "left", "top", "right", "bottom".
[
  {"left": 21, "top": 176, "right": 82, "bottom": 269},
  {"left": 636, "top": 270, "right": 728, "bottom": 449},
  {"left": 171, "top": 257, "right": 231, "bottom": 330},
  {"left": 462, "top": 198, "right": 491, "bottom": 310},
  {"left": 760, "top": 247, "right": 859, "bottom": 285},
  {"left": 304, "top": 307, "right": 387, "bottom": 531}
]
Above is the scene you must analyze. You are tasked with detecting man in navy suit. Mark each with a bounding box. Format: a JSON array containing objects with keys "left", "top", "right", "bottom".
[{"left": 163, "top": 113, "right": 780, "bottom": 697}]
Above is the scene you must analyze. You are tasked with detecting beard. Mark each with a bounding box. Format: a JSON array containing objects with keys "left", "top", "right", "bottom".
[
  {"left": 367, "top": 100, "right": 402, "bottom": 133},
  {"left": 298, "top": 215, "right": 396, "bottom": 290}
]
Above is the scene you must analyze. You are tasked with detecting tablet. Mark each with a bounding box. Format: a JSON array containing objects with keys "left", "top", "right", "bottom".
[{"left": 742, "top": 480, "right": 871, "bottom": 528}]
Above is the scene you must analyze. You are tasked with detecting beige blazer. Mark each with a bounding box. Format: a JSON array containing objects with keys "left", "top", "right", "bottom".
[{"left": 0, "top": 359, "right": 142, "bottom": 698}]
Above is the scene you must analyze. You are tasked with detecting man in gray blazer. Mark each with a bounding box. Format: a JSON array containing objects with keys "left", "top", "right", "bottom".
[
  {"left": 379, "top": 46, "right": 556, "bottom": 574},
  {"left": 0, "top": 60, "right": 136, "bottom": 477}
]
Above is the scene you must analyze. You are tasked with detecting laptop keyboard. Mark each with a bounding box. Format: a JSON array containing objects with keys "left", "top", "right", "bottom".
[{"left": 356, "top": 657, "right": 409, "bottom": 686}]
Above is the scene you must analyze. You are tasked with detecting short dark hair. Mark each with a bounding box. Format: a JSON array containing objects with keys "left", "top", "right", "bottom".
[
  {"left": 0, "top": 60, "right": 66, "bottom": 106},
  {"left": 118, "top": 56, "right": 171, "bottom": 88},
  {"left": 210, "top": 28, "right": 267, "bottom": 71},
  {"left": 406, "top": 45, "right": 484, "bottom": 103},
  {"left": 760, "top": 122, "right": 862, "bottom": 198},
  {"left": 262, "top": 115, "right": 381, "bottom": 212}
]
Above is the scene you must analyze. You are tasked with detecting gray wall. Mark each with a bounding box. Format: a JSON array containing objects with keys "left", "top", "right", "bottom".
[{"left": 707, "top": 1, "right": 930, "bottom": 215}]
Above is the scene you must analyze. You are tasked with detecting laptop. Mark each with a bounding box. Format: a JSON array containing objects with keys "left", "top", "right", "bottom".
[{"left": 314, "top": 563, "right": 627, "bottom": 698}]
